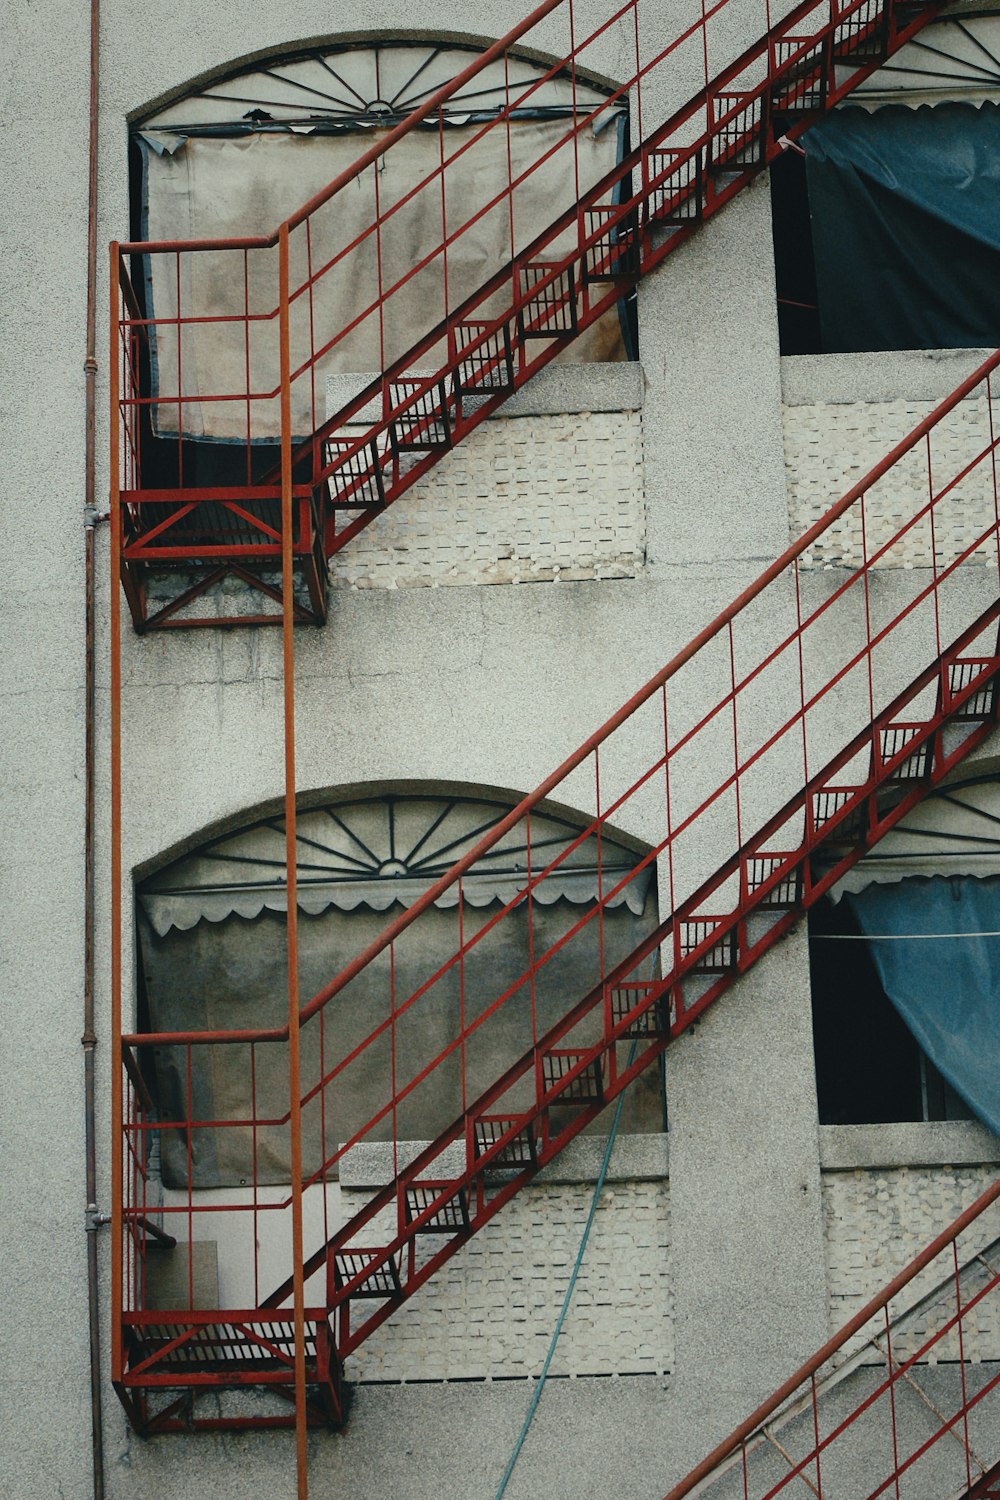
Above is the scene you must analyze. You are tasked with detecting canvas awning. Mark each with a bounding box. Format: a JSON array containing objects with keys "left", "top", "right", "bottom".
[
  {"left": 139, "top": 112, "right": 626, "bottom": 440},
  {"left": 139, "top": 792, "right": 654, "bottom": 934}
]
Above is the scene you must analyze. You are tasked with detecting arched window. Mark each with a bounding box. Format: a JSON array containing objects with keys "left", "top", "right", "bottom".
[
  {"left": 131, "top": 41, "right": 633, "bottom": 449},
  {"left": 136, "top": 784, "right": 663, "bottom": 1193}
]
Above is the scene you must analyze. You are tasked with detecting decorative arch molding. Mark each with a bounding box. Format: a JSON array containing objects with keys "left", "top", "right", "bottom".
[
  {"left": 852, "top": 10, "right": 1000, "bottom": 107},
  {"left": 133, "top": 36, "right": 620, "bottom": 137},
  {"left": 130, "top": 31, "right": 630, "bottom": 449},
  {"left": 137, "top": 782, "right": 662, "bottom": 1187},
  {"left": 138, "top": 782, "right": 655, "bottom": 935},
  {"left": 828, "top": 767, "right": 1000, "bottom": 898}
]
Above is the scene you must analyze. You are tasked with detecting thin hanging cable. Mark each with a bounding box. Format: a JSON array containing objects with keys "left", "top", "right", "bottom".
[
  {"left": 494, "top": 1032, "right": 642, "bottom": 1500},
  {"left": 813, "top": 930, "right": 1000, "bottom": 941}
]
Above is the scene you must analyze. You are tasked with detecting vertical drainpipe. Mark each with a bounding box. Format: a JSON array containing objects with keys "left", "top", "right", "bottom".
[{"left": 84, "top": 0, "right": 106, "bottom": 1496}]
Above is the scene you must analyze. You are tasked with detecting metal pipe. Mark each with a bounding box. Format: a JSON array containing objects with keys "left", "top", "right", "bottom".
[
  {"left": 84, "top": 0, "right": 105, "bottom": 1493},
  {"left": 279, "top": 223, "right": 310, "bottom": 1500},
  {"left": 108, "top": 234, "right": 125, "bottom": 1392}
]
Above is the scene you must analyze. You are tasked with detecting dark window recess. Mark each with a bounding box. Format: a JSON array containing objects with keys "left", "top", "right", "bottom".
[
  {"left": 770, "top": 103, "right": 1000, "bottom": 356},
  {"left": 770, "top": 147, "right": 821, "bottom": 356},
  {"left": 808, "top": 896, "right": 972, "bottom": 1125}
]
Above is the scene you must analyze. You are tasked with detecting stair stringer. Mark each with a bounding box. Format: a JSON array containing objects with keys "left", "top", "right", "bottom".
[
  {"left": 667, "top": 1224, "right": 1000, "bottom": 1500},
  {"left": 259, "top": 615, "right": 1000, "bottom": 1383},
  {"left": 111, "top": 0, "right": 947, "bottom": 628}
]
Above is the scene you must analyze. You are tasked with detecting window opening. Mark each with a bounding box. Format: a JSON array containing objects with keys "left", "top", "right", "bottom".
[
  {"left": 770, "top": 13, "right": 1000, "bottom": 355},
  {"left": 136, "top": 786, "right": 664, "bottom": 1195},
  {"left": 127, "top": 41, "right": 635, "bottom": 502},
  {"left": 808, "top": 894, "right": 972, "bottom": 1125}
]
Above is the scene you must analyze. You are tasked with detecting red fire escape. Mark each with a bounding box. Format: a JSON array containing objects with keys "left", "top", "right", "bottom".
[{"left": 107, "top": 0, "right": 1000, "bottom": 1490}]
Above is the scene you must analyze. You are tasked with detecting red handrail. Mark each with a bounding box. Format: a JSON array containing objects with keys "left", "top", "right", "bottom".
[
  {"left": 663, "top": 1175, "right": 1000, "bottom": 1499},
  {"left": 121, "top": 344, "right": 1000, "bottom": 1049}
]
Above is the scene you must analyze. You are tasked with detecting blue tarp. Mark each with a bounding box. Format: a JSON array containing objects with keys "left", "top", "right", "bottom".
[
  {"left": 804, "top": 103, "right": 1000, "bottom": 351},
  {"left": 845, "top": 876, "right": 1000, "bottom": 1134}
]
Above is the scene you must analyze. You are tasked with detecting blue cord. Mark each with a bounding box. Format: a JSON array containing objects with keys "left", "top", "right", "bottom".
[{"left": 493, "top": 1033, "right": 641, "bottom": 1500}]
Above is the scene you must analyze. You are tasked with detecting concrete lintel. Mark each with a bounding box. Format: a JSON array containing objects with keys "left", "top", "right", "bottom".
[
  {"left": 339, "top": 1131, "right": 668, "bottom": 1189},
  {"left": 781, "top": 349, "right": 995, "bottom": 407},
  {"left": 820, "top": 1120, "right": 1000, "bottom": 1172},
  {"left": 326, "top": 361, "right": 644, "bottom": 424}
]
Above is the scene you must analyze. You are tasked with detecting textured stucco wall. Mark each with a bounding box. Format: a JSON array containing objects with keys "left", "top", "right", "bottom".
[
  {"left": 822, "top": 1154, "right": 1000, "bottom": 1352},
  {"left": 5, "top": 4, "right": 995, "bottom": 1500},
  {"left": 0, "top": 6, "right": 93, "bottom": 1499},
  {"left": 339, "top": 1176, "right": 672, "bottom": 1384},
  {"left": 782, "top": 349, "right": 1000, "bottom": 571}
]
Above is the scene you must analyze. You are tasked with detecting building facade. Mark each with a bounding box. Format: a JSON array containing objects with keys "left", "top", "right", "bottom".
[{"left": 3, "top": 1, "right": 1000, "bottom": 1497}]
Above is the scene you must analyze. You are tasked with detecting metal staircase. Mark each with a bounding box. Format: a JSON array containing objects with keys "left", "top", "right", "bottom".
[
  {"left": 662, "top": 1181, "right": 1000, "bottom": 1500},
  {"left": 110, "top": 0, "right": 944, "bottom": 629},
  {"left": 114, "top": 345, "right": 1000, "bottom": 1432}
]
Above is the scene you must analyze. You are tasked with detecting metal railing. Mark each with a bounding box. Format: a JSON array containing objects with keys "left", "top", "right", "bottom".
[
  {"left": 663, "top": 1178, "right": 1000, "bottom": 1500},
  {"left": 117, "top": 348, "right": 1000, "bottom": 1385},
  {"left": 110, "top": 0, "right": 942, "bottom": 626}
]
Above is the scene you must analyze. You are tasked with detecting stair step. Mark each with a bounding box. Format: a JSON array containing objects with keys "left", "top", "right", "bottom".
[
  {"left": 771, "top": 35, "right": 829, "bottom": 112},
  {"left": 645, "top": 147, "right": 704, "bottom": 228},
  {"left": 708, "top": 91, "right": 767, "bottom": 173},
  {"left": 678, "top": 916, "right": 737, "bottom": 974},
  {"left": 517, "top": 262, "right": 579, "bottom": 340},
  {"left": 812, "top": 785, "right": 867, "bottom": 838},
  {"left": 472, "top": 1113, "right": 538, "bottom": 1167},
  {"left": 542, "top": 1048, "right": 605, "bottom": 1104},
  {"left": 331, "top": 1248, "right": 402, "bottom": 1300},
  {"left": 610, "top": 982, "right": 662, "bottom": 1038},
  {"left": 878, "top": 721, "right": 931, "bottom": 779},
  {"left": 388, "top": 378, "right": 452, "bottom": 454},
  {"left": 324, "top": 436, "right": 386, "bottom": 508},
  {"left": 744, "top": 852, "right": 803, "bottom": 908},
  {"left": 944, "top": 658, "right": 998, "bottom": 720},
  {"left": 403, "top": 1179, "right": 471, "bottom": 1235},
  {"left": 135, "top": 1317, "right": 300, "bottom": 1370},
  {"left": 452, "top": 319, "right": 516, "bottom": 396},
  {"left": 581, "top": 205, "right": 641, "bottom": 284},
  {"left": 831, "top": 5, "right": 889, "bottom": 62}
]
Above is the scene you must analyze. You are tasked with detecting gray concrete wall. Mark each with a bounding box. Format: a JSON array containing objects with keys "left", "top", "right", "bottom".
[
  {"left": 4, "top": 3, "right": 998, "bottom": 1499},
  {"left": 0, "top": 6, "right": 94, "bottom": 1499}
]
